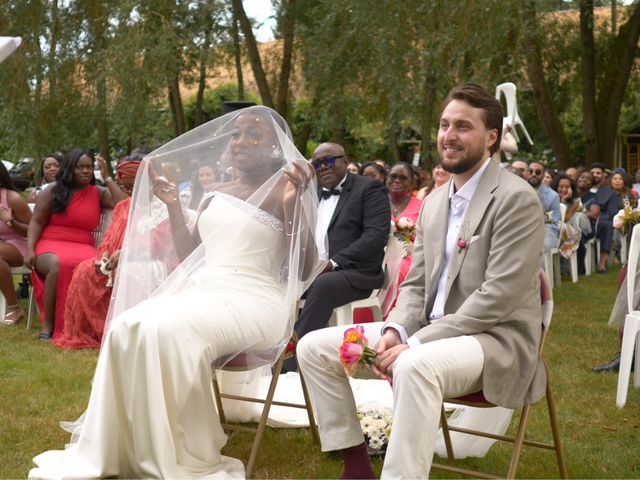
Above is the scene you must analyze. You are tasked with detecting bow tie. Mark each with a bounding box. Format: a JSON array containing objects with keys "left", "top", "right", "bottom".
[{"left": 321, "top": 189, "right": 341, "bottom": 200}]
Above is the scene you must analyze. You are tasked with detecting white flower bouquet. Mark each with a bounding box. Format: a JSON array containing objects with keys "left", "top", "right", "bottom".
[{"left": 357, "top": 402, "right": 393, "bottom": 455}]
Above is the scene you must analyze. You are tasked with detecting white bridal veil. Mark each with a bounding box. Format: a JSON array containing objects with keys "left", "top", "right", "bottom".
[{"left": 102, "top": 106, "right": 323, "bottom": 368}]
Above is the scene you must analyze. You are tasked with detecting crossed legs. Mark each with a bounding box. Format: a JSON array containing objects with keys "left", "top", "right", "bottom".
[{"left": 298, "top": 324, "right": 484, "bottom": 479}]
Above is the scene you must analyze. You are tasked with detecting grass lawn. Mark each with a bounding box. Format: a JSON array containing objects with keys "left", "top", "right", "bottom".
[{"left": 1, "top": 267, "right": 639, "bottom": 478}]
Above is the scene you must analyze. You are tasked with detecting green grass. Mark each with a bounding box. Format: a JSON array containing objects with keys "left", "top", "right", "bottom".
[{"left": 1, "top": 268, "right": 640, "bottom": 478}]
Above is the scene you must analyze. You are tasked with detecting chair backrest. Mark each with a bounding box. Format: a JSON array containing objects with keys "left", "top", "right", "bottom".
[
  {"left": 626, "top": 223, "right": 640, "bottom": 313},
  {"left": 92, "top": 209, "right": 112, "bottom": 247},
  {"left": 559, "top": 203, "right": 567, "bottom": 224}
]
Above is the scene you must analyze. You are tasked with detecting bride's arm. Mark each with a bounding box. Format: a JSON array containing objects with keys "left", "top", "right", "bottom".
[
  {"left": 153, "top": 176, "right": 199, "bottom": 261},
  {"left": 282, "top": 162, "right": 320, "bottom": 281}
]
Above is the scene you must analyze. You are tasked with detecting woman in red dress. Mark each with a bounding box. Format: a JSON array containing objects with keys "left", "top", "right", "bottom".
[
  {"left": 25, "top": 149, "right": 115, "bottom": 340},
  {"left": 383, "top": 162, "right": 423, "bottom": 317},
  {"left": 53, "top": 159, "right": 141, "bottom": 349}
]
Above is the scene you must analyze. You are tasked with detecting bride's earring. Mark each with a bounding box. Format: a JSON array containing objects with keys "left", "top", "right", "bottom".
[{"left": 270, "top": 146, "right": 284, "bottom": 170}]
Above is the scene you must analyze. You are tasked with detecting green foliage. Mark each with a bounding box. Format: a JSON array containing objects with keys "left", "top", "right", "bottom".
[{"left": 183, "top": 82, "right": 259, "bottom": 130}]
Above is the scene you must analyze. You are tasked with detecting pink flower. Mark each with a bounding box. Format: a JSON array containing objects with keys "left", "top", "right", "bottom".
[
  {"left": 457, "top": 238, "right": 467, "bottom": 250},
  {"left": 340, "top": 342, "right": 364, "bottom": 375},
  {"left": 397, "top": 217, "right": 414, "bottom": 230},
  {"left": 343, "top": 325, "right": 367, "bottom": 343}
]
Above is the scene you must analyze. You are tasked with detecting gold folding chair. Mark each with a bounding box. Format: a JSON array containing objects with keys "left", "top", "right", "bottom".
[
  {"left": 211, "top": 332, "right": 318, "bottom": 478},
  {"left": 431, "top": 272, "right": 568, "bottom": 479}
]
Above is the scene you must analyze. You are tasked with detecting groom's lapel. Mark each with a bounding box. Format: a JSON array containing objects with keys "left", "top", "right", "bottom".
[
  {"left": 426, "top": 183, "right": 451, "bottom": 301},
  {"left": 443, "top": 162, "right": 499, "bottom": 300}
]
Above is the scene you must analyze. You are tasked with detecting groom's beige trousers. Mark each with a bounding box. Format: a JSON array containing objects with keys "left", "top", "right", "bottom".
[{"left": 297, "top": 323, "right": 484, "bottom": 479}]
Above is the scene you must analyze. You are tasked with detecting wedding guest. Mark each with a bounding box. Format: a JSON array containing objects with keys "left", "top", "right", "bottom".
[
  {"left": 358, "top": 161, "right": 386, "bottom": 183},
  {"left": 346, "top": 161, "right": 360, "bottom": 175},
  {"left": 527, "top": 161, "right": 561, "bottom": 252},
  {"left": 24, "top": 149, "right": 115, "bottom": 340},
  {"left": 543, "top": 170, "right": 553, "bottom": 186},
  {"left": 53, "top": 159, "right": 141, "bottom": 349},
  {"left": 610, "top": 171, "right": 638, "bottom": 207},
  {"left": 96, "top": 153, "right": 131, "bottom": 205},
  {"left": 298, "top": 83, "right": 545, "bottom": 479},
  {"left": 0, "top": 162, "right": 32, "bottom": 325},
  {"left": 632, "top": 167, "right": 640, "bottom": 193},
  {"left": 384, "top": 162, "right": 422, "bottom": 315},
  {"left": 551, "top": 174, "right": 582, "bottom": 259},
  {"left": 565, "top": 167, "right": 579, "bottom": 184},
  {"left": 586, "top": 163, "right": 619, "bottom": 272},
  {"left": 184, "top": 162, "right": 217, "bottom": 210},
  {"left": 284, "top": 142, "right": 390, "bottom": 371},
  {"left": 416, "top": 162, "right": 450, "bottom": 199},
  {"left": 511, "top": 158, "right": 529, "bottom": 179},
  {"left": 27, "top": 154, "right": 61, "bottom": 203}
]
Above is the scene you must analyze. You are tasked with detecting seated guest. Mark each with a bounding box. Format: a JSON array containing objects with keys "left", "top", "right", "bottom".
[
  {"left": 511, "top": 158, "right": 529, "bottom": 179},
  {"left": 184, "top": 162, "right": 217, "bottom": 210},
  {"left": 346, "top": 161, "right": 360, "bottom": 175},
  {"left": 527, "top": 161, "right": 561, "bottom": 252},
  {"left": 358, "top": 161, "right": 386, "bottom": 183},
  {"left": 0, "top": 162, "right": 32, "bottom": 325},
  {"left": 551, "top": 174, "right": 582, "bottom": 259},
  {"left": 586, "top": 163, "right": 619, "bottom": 272},
  {"left": 27, "top": 154, "right": 61, "bottom": 203},
  {"left": 416, "top": 162, "right": 450, "bottom": 199},
  {"left": 283, "top": 142, "right": 389, "bottom": 371},
  {"left": 610, "top": 170, "right": 638, "bottom": 207},
  {"left": 565, "top": 167, "right": 579, "bottom": 184},
  {"left": 298, "top": 83, "right": 546, "bottom": 479},
  {"left": 24, "top": 149, "right": 115, "bottom": 340},
  {"left": 384, "top": 162, "right": 423, "bottom": 315},
  {"left": 53, "top": 159, "right": 141, "bottom": 349}
]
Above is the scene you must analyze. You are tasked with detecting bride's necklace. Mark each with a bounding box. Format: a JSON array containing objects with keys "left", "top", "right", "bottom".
[{"left": 391, "top": 196, "right": 410, "bottom": 217}]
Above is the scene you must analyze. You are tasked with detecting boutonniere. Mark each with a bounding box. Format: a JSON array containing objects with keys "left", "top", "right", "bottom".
[{"left": 457, "top": 218, "right": 470, "bottom": 254}]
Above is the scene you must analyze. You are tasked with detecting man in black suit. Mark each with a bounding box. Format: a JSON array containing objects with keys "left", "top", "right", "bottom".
[{"left": 294, "top": 142, "right": 390, "bottom": 342}]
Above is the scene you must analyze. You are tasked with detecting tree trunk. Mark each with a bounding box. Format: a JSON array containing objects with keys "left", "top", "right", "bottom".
[
  {"left": 46, "top": 0, "right": 59, "bottom": 102},
  {"left": 96, "top": 74, "right": 110, "bottom": 165},
  {"left": 194, "top": 26, "right": 212, "bottom": 127},
  {"left": 579, "top": 0, "right": 598, "bottom": 166},
  {"left": 276, "top": 0, "right": 295, "bottom": 120},
  {"left": 168, "top": 76, "right": 186, "bottom": 136},
  {"left": 232, "top": 0, "right": 274, "bottom": 108},
  {"left": 231, "top": 7, "right": 244, "bottom": 100},
  {"left": 420, "top": 65, "right": 437, "bottom": 168},
  {"left": 521, "top": 1, "right": 573, "bottom": 169},
  {"left": 595, "top": 2, "right": 640, "bottom": 167}
]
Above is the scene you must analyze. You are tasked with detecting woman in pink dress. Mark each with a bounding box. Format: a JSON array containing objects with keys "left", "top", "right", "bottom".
[
  {"left": 385, "top": 162, "right": 423, "bottom": 316},
  {"left": 53, "top": 159, "right": 141, "bottom": 349},
  {"left": 0, "top": 162, "right": 32, "bottom": 325},
  {"left": 24, "top": 149, "right": 114, "bottom": 340}
]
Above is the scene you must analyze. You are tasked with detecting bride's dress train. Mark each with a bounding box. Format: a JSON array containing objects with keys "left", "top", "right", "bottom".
[{"left": 30, "top": 194, "right": 289, "bottom": 479}]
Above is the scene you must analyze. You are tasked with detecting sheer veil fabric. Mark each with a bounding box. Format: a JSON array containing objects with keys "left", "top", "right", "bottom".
[{"left": 29, "top": 106, "right": 323, "bottom": 479}]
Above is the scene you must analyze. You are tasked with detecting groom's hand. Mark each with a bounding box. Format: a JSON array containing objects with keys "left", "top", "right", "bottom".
[{"left": 372, "top": 330, "right": 407, "bottom": 382}]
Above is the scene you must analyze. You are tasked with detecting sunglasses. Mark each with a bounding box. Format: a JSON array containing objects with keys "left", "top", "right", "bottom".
[
  {"left": 528, "top": 168, "right": 544, "bottom": 175},
  {"left": 388, "top": 174, "right": 410, "bottom": 183},
  {"left": 312, "top": 155, "right": 345, "bottom": 170}
]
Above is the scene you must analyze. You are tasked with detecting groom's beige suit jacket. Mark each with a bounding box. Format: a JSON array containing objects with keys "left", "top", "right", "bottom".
[{"left": 385, "top": 160, "right": 546, "bottom": 409}]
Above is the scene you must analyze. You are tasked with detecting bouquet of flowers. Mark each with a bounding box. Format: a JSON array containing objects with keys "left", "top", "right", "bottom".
[
  {"left": 338, "top": 325, "right": 377, "bottom": 376},
  {"left": 357, "top": 402, "right": 393, "bottom": 455},
  {"left": 613, "top": 198, "right": 640, "bottom": 236},
  {"left": 393, "top": 217, "right": 416, "bottom": 245}
]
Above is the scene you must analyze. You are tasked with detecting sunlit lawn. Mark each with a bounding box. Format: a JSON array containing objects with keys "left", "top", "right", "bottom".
[{"left": 1, "top": 266, "right": 639, "bottom": 478}]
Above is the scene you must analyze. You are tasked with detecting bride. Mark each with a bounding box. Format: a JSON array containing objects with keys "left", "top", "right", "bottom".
[{"left": 29, "top": 106, "right": 322, "bottom": 479}]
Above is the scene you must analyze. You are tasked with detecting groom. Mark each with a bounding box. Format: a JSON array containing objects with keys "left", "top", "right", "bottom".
[{"left": 298, "top": 83, "right": 546, "bottom": 479}]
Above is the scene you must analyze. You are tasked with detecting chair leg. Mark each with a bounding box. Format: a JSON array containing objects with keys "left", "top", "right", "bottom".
[
  {"left": 26, "top": 287, "right": 34, "bottom": 330},
  {"left": 617, "top": 316, "right": 640, "bottom": 408},
  {"left": 570, "top": 253, "right": 578, "bottom": 283},
  {"left": 439, "top": 404, "right": 454, "bottom": 462},
  {"left": 552, "top": 253, "right": 561, "bottom": 287},
  {"left": 211, "top": 375, "right": 226, "bottom": 425},
  {"left": 298, "top": 367, "right": 320, "bottom": 444},
  {"left": 507, "top": 405, "right": 531, "bottom": 479},
  {"left": 545, "top": 380, "right": 568, "bottom": 479},
  {"left": 245, "top": 351, "right": 286, "bottom": 479}
]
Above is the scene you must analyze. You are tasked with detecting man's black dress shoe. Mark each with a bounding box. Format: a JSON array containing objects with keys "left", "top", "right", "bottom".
[{"left": 592, "top": 352, "right": 635, "bottom": 373}]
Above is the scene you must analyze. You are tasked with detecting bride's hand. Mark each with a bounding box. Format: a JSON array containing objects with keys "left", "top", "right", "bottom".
[
  {"left": 150, "top": 163, "right": 179, "bottom": 205},
  {"left": 282, "top": 161, "right": 314, "bottom": 208}
]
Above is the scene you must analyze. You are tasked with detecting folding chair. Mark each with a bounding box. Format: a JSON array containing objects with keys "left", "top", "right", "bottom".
[
  {"left": 616, "top": 223, "right": 640, "bottom": 407},
  {"left": 0, "top": 266, "right": 35, "bottom": 326},
  {"left": 431, "top": 272, "right": 568, "bottom": 479},
  {"left": 211, "top": 332, "right": 319, "bottom": 478}
]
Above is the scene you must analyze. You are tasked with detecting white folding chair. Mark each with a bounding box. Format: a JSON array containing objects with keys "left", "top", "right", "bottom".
[
  {"left": 543, "top": 207, "right": 563, "bottom": 289},
  {"left": 495, "top": 82, "right": 534, "bottom": 146},
  {"left": 616, "top": 223, "right": 640, "bottom": 407},
  {"left": 333, "top": 233, "right": 398, "bottom": 325}
]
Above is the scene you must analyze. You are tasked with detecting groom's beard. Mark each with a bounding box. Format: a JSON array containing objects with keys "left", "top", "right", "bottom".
[{"left": 439, "top": 143, "right": 485, "bottom": 175}]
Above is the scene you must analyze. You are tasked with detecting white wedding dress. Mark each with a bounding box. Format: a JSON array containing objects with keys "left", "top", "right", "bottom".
[{"left": 30, "top": 193, "right": 289, "bottom": 479}]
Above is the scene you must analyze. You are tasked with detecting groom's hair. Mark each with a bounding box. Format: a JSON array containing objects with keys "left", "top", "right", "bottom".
[{"left": 441, "top": 83, "right": 503, "bottom": 155}]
